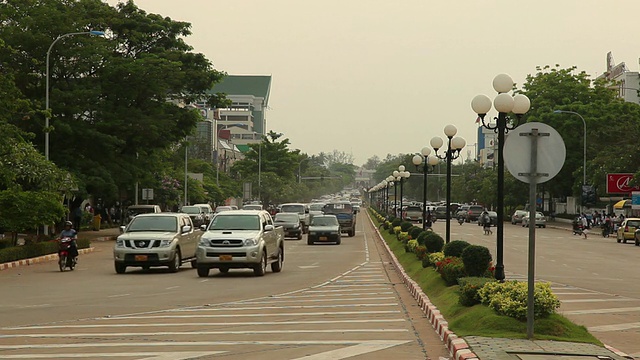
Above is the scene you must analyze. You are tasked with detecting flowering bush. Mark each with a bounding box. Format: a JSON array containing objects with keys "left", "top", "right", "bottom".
[
  {"left": 398, "top": 232, "right": 409, "bottom": 244},
  {"left": 414, "top": 245, "right": 428, "bottom": 260},
  {"left": 478, "top": 281, "right": 561, "bottom": 320},
  {"left": 458, "top": 277, "right": 496, "bottom": 306},
  {"left": 428, "top": 252, "right": 445, "bottom": 267},
  {"left": 407, "top": 239, "right": 418, "bottom": 252},
  {"left": 435, "top": 256, "right": 466, "bottom": 286}
]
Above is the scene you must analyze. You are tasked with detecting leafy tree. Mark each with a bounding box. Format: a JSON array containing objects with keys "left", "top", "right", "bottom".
[{"left": 0, "top": 0, "right": 227, "bottom": 204}]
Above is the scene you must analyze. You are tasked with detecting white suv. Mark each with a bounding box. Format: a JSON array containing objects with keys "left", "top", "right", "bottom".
[{"left": 280, "top": 203, "right": 310, "bottom": 233}]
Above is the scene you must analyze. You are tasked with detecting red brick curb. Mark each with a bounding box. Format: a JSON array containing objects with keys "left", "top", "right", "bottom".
[
  {"left": 369, "top": 216, "right": 480, "bottom": 360},
  {"left": 0, "top": 247, "right": 95, "bottom": 271}
]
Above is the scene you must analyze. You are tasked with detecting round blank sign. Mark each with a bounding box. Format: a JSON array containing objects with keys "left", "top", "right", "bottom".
[{"left": 503, "top": 122, "right": 566, "bottom": 184}]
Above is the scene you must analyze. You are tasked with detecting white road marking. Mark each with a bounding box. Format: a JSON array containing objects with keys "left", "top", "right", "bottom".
[
  {"left": 0, "top": 328, "right": 408, "bottom": 338},
  {"left": 165, "top": 286, "right": 180, "bottom": 290},
  {"left": 107, "top": 294, "right": 130, "bottom": 298},
  {"left": 5, "top": 319, "right": 406, "bottom": 330},
  {"left": 16, "top": 304, "right": 50, "bottom": 309},
  {"left": 239, "top": 296, "right": 397, "bottom": 304},
  {"left": 274, "top": 292, "right": 394, "bottom": 298},
  {"left": 0, "top": 352, "right": 224, "bottom": 359},
  {"left": 99, "top": 310, "right": 401, "bottom": 320},
  {"left": 334, "top": 279, "right": 387, "bottom": 282},
  {"left": 173, "top": 303, "right": 398, "bottom": 311},
  {"left": 323, "top": 283, "right": 388, "bottom": 288},
  {"left": 588, "top": 322, "right": 640, "bottom": 332},
  {"left": 299, "top": 265, "right": 320, "bottom": 269},
  {"left": 290, "top": 340, "right": 411, "bottom": 360},
  {"left": 563, "top": 307, "right": 640, "bottom": 315},
  {"left": 561, "top": 298, "right": 630, "bottom": 303},
  {"left": 304, "top": 288, "right": 390, "bottom": 293}
]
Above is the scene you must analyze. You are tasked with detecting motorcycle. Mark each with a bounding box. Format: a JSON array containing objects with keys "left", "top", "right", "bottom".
[
  {"left": 457, "top": 217, "right": 465, "bottom": 225},
  {"left": 58, "top": 237, "right": 77, "bottom": 272}
]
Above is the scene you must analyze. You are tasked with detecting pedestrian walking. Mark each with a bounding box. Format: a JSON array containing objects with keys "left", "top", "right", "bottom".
[
  {"left": 481, "top": 210, "right": 492, "bottom": 235},
  {"left": 72, "top": 206, "right": 83, "bottom": 233},
  {"left": 581, "top": 215, "right": 589, "bottom": 239}
]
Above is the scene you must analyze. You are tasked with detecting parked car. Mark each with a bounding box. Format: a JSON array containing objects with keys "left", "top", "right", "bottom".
[
  {"left": 465, "top": 205, "right": 485, "bottom": 223},
  {"left": 404, "top": 205, "right": 423, "bottom": 223},
  {"left": 521, "top": 212, "right": 547, "bottom": 228},
  {"left": 123, "top": 205, "right": 162, "bottom": 226},
  {"left": 196, "top": 210, "right": 285, "bottom": 276},
  {"left": 511, "top": 210, "right": 527, "bottom": 225},
  {"left": 434, "top": 206, "right": 448, "bottom": 220},
  {"left": 307, "top": 215, "right": 341, "bottom": 245},
  {"left": 274, "top": 212, "right": 303, "bottom": 239},
  {"left": 616, "top": 218, "right": 640, "bottom": 244},
  {"left": 214, "top": 205, "right": 233, "bottom": 214},
  {"left": 476, "top": 211, "right": 498, "bottom": 226},
  {"left": 113, "top": 213, "right": 199, "bottom": 273},
  {"left": 180, "top": 205, "right": 206, "bottom": 228}
]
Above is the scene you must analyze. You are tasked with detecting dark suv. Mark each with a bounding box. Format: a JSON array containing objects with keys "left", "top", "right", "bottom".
[{"left": 465, "top": 205, "right": 485, "bottom": 222}]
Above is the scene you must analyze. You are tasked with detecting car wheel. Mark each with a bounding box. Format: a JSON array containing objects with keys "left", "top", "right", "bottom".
[
  {"left": 114, "top": 262, "right": 126, "bottom": 274},
  {"left": 635, "top": 238, "right": 639, "bottom": 246},
  {"left": 190, "top": 259, "right": 197, "bottom": 269},
  {"left": 168, "top": 249, "right": 181, "bottom": 273},
  {"left": 617, "top": 235, "right": 621, "bottom": 243},
  {"left": 348, "top": 229, "right": 355, "bottom": 237},
  {"left": 59, "top": 255, "right": 66, "bottom": 272},
  {"left": 197, "top": 266, "right": 210, "bottom": 277},
  {"left": 254, "top": 251, "right": 267, "bottom": 276},
  {"left": 219, "top": 267, "right": 229, "bottom": 274},
  {"left": 297, "top": 232, "right": 302, "bottom": 240},
  {"left": 623, "top": 238, "right": 628, "bottom": 244},
  {"left": 271, "top": 247, "right": 283, "bottom": 273},
  {"left": 336, "top": 238, "right": 341, "bottom": 245}
]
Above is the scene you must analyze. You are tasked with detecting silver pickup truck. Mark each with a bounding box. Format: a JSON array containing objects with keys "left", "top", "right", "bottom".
[
  {"left": 196, "top": 210, "right": 284, "bottom": 277},
  {"left": 113, "top": 213, "right": 199, "bottom": 274}
]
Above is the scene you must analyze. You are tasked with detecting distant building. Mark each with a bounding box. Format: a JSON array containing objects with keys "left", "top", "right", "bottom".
[
  {"left": 476, "top": 124, "right": 497, "bottom": 168},
  {"left": 596, "top": 52, "right": 640, "bottom": 103}
]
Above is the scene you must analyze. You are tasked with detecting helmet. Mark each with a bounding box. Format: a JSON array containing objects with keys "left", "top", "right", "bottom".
[{"left": 65, "top": 221, "right": 73, "bottom": 226}]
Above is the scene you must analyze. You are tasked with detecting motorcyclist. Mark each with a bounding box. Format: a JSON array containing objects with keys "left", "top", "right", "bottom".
[{"left": 59, "top": 221, "right": 79, "bottom": 260}]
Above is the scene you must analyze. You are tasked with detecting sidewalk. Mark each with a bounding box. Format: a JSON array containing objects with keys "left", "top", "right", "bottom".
[{"left": 369, "top": 215, "right": 633, "bottom": 360}]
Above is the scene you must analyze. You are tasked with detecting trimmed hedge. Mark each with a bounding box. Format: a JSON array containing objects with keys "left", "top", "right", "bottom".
[
  {"left": 423, "top": 232, "right": 445, "bottom": 253},
  {"left": 409, "top": 226, "right": 423, "bottom": 240},
  {"left": 461, "top": 245, "right": 492, "bottom": 277},
  {"left": 0, "top": 238, "right": 91, "bottom": 263},
  {"left": 443, "top": 240, "right": 470, "bottom": 257},
  {"left": 458, "top": 276, "right": 496, "bottom": 306}
]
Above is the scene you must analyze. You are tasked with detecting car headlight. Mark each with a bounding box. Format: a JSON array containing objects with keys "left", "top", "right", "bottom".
[
  {"left": 243, "top": 238, "right": 258, "bottom": 246},
  {"left": 199, "top": 238, "right": 210, "bottom": 246},
  {"left": 159, "top": 239, "right": 174, "bottom": 247},
  {"left": 115, "top": 239, "right": 125, "bottom": 248},
  {"left": 293, "top": 223, "right": 300, "bottom": 229}
]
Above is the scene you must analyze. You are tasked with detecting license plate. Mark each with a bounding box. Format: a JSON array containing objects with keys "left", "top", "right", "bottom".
[
  {"left": 319, "top": 236, "right": 328, "bottom": 241},
  {"left": 135, "top": 255, "right": 147, "bottom": 261},
  {"left": 219, "top": 255, "right": 232, "bottom": 261}
]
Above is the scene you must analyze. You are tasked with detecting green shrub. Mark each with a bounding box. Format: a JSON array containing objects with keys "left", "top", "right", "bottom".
[
  {"left": 458, "top": 277, "right": 496, "bottom": 306},
  {"left": 421, "top": 257, "right": 430, "bottom": 268},
  {"left": 391, "top": 218, "right": 402, "bottom": 228},
  {"left": 0, "top": 238, "right": 91, "bottom": 263},
  {"left": 435, "top": 256, "right": 466, "bottom": 286},
  {"left": 443, "top": 240, "right": 470, "bottom": 257},
  {"left": 398, "top": 232, "right": 409, "bottom": 243},
  {"left": 423, "top": 232, "right": 445, "bottom": 253},
  {"left": 428, "top": 252, "right": 444, "bottom": 268},
  {"left": 416, "top": 231, "right": 429, "bottom": 246},
  {"left": 388, "top": 224, "right": 395, "bottom": 234},
  {"left": 478, "top": 281, "right": 561, "bottom": 320},
  {"left": 461, "top": 245, "right": 492, "bottom": 277},
  {"left": 407, "top": 239, "right": 418, "bottom": 252},
  {"left": 400, "top": 221, "right": 413, "bottom": 232},
  {"left": 409, "top": 226, "right": 423, "bottom": 240},
  {"left": 0, "top": 238, "right": 13, "bottom": 249},
  {"left": 414, "top": 245, "right": 427, "bottom": 260},
  {"left": 393, "top": 226, "right": 402, "bottom": 236}
]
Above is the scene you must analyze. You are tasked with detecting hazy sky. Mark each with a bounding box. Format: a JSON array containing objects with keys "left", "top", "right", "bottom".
[{"left": 108, "top": 0, "right": 640, "bottom": 166}]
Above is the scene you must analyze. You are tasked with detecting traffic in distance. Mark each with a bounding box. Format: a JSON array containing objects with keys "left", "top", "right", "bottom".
[{"left": 112, "top": 190, "right": 363, "bottom": 275}]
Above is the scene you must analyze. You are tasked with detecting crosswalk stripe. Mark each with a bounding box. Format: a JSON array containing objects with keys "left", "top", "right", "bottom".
[
  {"left": 102, "top": 310, "right": 401, "bottom": 320},
  {"left": 588, "top": 322, "right": 640, "bottom": 332},
  {"left": 172, "top": 303, "right": 398, "bottom": 311},
  {"left": 3, "top": 319, "right": 406, "bottom": 330},
  {"left": 238, "top": 296, "right": 397, "bottom": 304},
  {"left": 304, "top": 288, "right": 390, "bottom": 293},
  {"left": 273, "top": 292, "right": 394, "bottom": 298},
  {"left": 561, "top": 298, "right": 631, "bottom": 303},
  {"left": 0, "top": 328, "right": 409, "bottom": 338},
  {"left": 0, "top": 351, "right": 225, "bottom": 359},
  {"left": 562, "top": 306, "right": 640, "bottom": 315}
]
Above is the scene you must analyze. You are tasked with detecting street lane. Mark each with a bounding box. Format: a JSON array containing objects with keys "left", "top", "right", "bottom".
[
  {"left": 434, "top": 219, "right": 640, "bottom": 357},
  {"left": 0, "top": 213, "right": 450, "bottom": 359}
]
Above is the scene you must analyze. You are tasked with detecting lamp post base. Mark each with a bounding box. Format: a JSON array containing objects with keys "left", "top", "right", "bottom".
[{"left": 494, "top": 265, "right": 505, "bottom": 282}]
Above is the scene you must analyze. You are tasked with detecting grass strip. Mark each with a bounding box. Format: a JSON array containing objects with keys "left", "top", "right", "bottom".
[{"left": 373, "top": 215, "right": 602, "bottom": 344}]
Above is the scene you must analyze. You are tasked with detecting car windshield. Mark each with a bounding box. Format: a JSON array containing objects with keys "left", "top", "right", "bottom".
[
  {"left": 128, "top": 216, "right": 177, "bottom": 232},
  {"left": 309, "top": 203, "right": 325, "bottom": 211},
  {"left": 323, "top": 203, "right": 352, "bottom": 214},
  {"left": 243, "top": 205, "right": 262, "bottom": 210},
  {"left": 181, "top": 206, "right": 201, "bottom": 214},
  {"left": 311, "top": 217, "right": 339, "bottom": 226},
  {"left": 199, "top": 207, "right": 211, "bottom": 213},
  {"left": 208, "top": 215, "right": 260, "bottom": 231},
  {"left": 281, "top": 205, "right": 305, "bottom": 214},
  {"left": 275, "top": 213, "right": 298, "bottom": 222}
]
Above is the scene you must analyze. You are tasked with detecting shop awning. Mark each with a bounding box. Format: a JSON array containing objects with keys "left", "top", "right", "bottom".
[{"left": 613, "top": 199, "right": 630, "bottom": 209}]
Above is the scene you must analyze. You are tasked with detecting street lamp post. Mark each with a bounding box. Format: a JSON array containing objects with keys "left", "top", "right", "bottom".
[
  {"left": 392, "top": 173, "right": 399, "bottom": 217},
  {"left": 412, "top": 148, "right": 439, "bottom": 230},
  {"left": 386, "top": 175, "right": 394, "bottom": 215},
  {"left": 46, "top": 30, "right": 105, "bottom": 161},
  {"left": 472, "top": 73, "right": 531, "bottom": 281},
  {"left": 396, "top": 166, "right": 410, "bottom": 219},
  {"left": 431, "top": 125, "right": 466, "bottom": 244},
  {"left": 553, "top": 110, "right": 586, "bottom": 186}
]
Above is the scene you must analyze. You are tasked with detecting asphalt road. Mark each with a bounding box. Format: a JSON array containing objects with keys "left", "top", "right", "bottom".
[
  {"left": 0, "top": 213, "right": 450, "bottom": 359},
  {"left": 433, "top": 219, "right": 640, "bottom": 358}
]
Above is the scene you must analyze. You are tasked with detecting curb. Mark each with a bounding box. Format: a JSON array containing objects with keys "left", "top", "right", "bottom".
[
  {"left": 369, "top": 216, "right": 480, "bottom": 360},
  {"left": 0, "top": 247, "right": 95, "bottom": 271}
]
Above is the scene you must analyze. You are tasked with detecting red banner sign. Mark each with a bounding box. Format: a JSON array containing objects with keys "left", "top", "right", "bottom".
[{"left": 606, "top": 173, "right": 640, "bottom": 194}]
